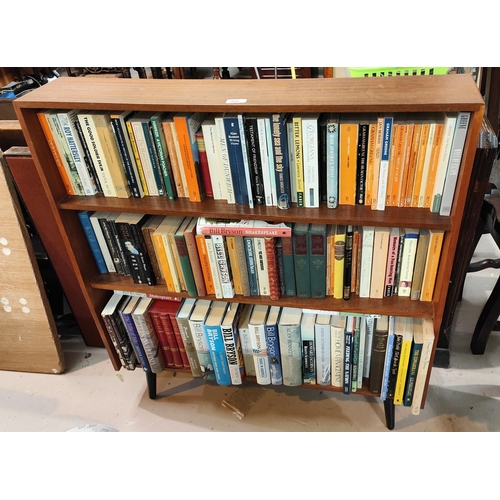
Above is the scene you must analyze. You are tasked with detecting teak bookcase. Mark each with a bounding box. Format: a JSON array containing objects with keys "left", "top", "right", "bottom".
[{"left": 14, "top": 75, "right": 484, "bottom": 429}]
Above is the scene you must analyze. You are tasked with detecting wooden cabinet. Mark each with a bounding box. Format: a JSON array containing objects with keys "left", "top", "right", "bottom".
[{"left": 13, "top": 74, "right": 484, "bottom": 428}]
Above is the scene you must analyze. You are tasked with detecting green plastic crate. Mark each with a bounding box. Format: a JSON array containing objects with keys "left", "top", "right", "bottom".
[{"left": 348, "top": 67, "right": 449, "bottom": 78}]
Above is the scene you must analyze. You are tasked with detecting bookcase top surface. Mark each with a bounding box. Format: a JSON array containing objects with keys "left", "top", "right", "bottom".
[{"left": 15, "top": 74, "right": 484, "bottom": 114}]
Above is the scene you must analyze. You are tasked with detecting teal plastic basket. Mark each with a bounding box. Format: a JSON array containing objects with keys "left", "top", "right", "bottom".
[{"left": 348, "top": 67, "right": 449, "bottom": 78}]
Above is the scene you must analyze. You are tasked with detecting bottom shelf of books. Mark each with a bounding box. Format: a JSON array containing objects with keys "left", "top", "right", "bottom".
[{"left": 101, "top": 292, "right": 436, "bottom": 430}]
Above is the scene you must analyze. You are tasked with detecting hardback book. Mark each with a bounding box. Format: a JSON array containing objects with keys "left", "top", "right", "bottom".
[
  {"left": 343, "top": 315, "right": 354, "bottom": 394},
  {"left": 223, "top": 114, "right": 249, "bottom": 206},
  {"left": 78, "top": 210, "right": 108, "bottom": 274},
  {"left": 356, "top": 316, "right": 367, "bottom": 390},
  {"left": 403, "top": 317, "right": 423, "bottom": 406},
  {"left": 128, "top": 112, "right": 164, "bottom": 196},
  {"left": 397, "top": 228, "right": 420, "bottom": 297},
  {"left": 205, "top": 235, "right": 223, "bottom": 299},
  {"left": 333, "top": 224, "right": 346, "bottom": 300},
  {"left": 394, "top": 316, "right": 414, "bottom": 405},
  {"left": 343, "top": 225, "right": 353, "bottom": 300},
  {"left": 243, "top": 236, "right": 259, "bottom": 296},
  {"left": 301, "top": 113, "right": 321, "bottom": 207},
  {"left": 326, "top": 113, "right": 340, "bottom": 208},
  {"left": 131, "top": 297, "right": 166, "bottom": 374},
  {"left": 369, "top": 115, "right": 384, "bottom": 210},
  {"left": 215, "top": 114, "right": 235, "bottom": 204},
  {"left": 201, "top": 117, "right": 225, "bottom": 200},
  {"left": 160, "top": 299, "right": 190, "bottom": 369},
  {"left": 351, "top": 316, "right": 361, "bottom": 392},
  {"left": 315, "top": 313, "right": 332, "bottom": 386},
  {"left": 292, "top": 114, "right": 305, "bottom": 207},
  {"left": 309, "top": 224, "right": 327, "bottom": 299},
  {"left": 300, "top": 311, "right": 316, "bottom": 385},
  {"left": 369, "top": 315, "right": 389, "bottom": 394},
  {"left": 38, "top": 109, "right": 78, "bottom": 195},
  {"left": 91, "top": 112, "right": 132, "bottom": 199},
  {"left": 174, "top": 298, "right": 203, "bottom": 377},
  {"left": 244, "top": 115, "right": 266, "bottom": 205},
  {"left": 275, "top": 239, "right": 286, "bottom": 296},
  {"left": 339, "top": 114, "right": 358, "bottom": 206},
  {"left": 174, "top": 112, "right": 208, "bottom": 202},
  {"left": 326, "top": 224, "right": 335, "bottom": 296},
  {"left": 385, "top": 318, "right": 403, "bottom": 400},
  {"left": 89, "top": 211, "right": 116, "bottom": 273},
  {"left": 293, "top": 222, "right": 311, "bottom": 299},
  {"left": 120, "top": 295, "right": 151, "bottom": 372},
  {"left": 204, "top": 301, "right": 231, "bottom": 385},
  {"left": 265, "top": 306, "right": 283, "bottom": 385},
  {"left": 109, "top": 110, "right": 145, "bottom": 199},
  {"left": 101, "top": 292, "right": 137, "bottom": 370},
  {"left": 161, "top": 113, "right": 187, "bottom": 197},
  {"left": 220, "top": 303, "right": 245, "bottom": 385},
  {"left": 355, "top": 116, "right": 370, "bottom": 205},
  {"left": 420, "top": 229, "right": 445, "bottom": 302},
  {"left": 410, "top": 229, "right": 430, "bottom": 301},
  {"left": 188, "top": 299, "right": 215, "bottom": 380},
  {"left": 182, "top": 217, "right": 206, "bottom": 296},
  {"left": 411, "top": 318, "right": 435, "bottom": 415},
  {"left": 264, "top": 237, "right": 281, "bottom": 300},
  {"left": 257, "top": 116, "right": 274, "bottom": 206},
  {"left": 422, "top": 115, "right": 446, "bottom": 209},
  {"left": 150, "top": 112, "right": 177, "bottom": 201},
  {"left": 57, "top": 109, "right": 99, "bottom": 195},
  {"left": 380, "top": 316, "right": 395, "bottom": 401},
  {"left": 195, "top": 129, "right": 213, "bottom": 198},
  {"left": 211, "top": 234, "right": 235, "bottom": 299},
  {"left": 195, "top": 233, "right": 215, "bottom": 295},
  {"left": 375, "top": 114, "right": 394, "bottom": 210},
  {"left": 384, "top": 227, "right": 401, "bottom": 297},
  {"left": 234, "top": 236, "right": 251, "bottom": 296},
  {"left": 248, "top": 305, "right": 271, "bottom": 385},
  {"left": 253, "top": 237, "right": 270, "bottom": 297},
  {"left": 369, "top": 226, "right": 390, "bottom": 299},
  {"left": 330, "top": 314, "right": 346, "bottom": 388},
  {"left": 363, "top": 315, "right": 375, "bottom": 379},
  {"left": 270, "top": 112, "right": 291, "bottom": 209},
  {"left": 147, "top": 300, "right": 178, "bottom": 368},
  {"left": 281, "top": 225, "right": 296, "bottom": 296},
  {"left": 358, "top": 226, "right": 375, "bottom": 298},
  {"left": 430, "top": 112, "right": 458, "bottom": 212},
  {"left": 45, "top": 111, "right": 85, "bottom": 195},
  {"left": 278, "top": 307, "right": 303, "bottom": 386},
  {"left": 364, "top": 117, "right": 379, "bottom": 207},
  {"left": 237, "top": 304, "right": 256, "bottom": 377},
  {"left": 196, "top": 217, "right": 291, "bottom": 237}
]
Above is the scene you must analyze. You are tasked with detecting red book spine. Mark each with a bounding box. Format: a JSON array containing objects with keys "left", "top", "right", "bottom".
[
  {"left": 264, "top": 236, "right": 281, "bottom": 301},
  {"left": 148, "top": 311, "right": 175, "bottom": 368},
  {"left": 168, "top": 313, "right": 190, "bottom": 369},
  {"left": 196, "top": 132, "right": 213, "bottom": 197},
  {"left": 158, "top": 313, "right": 184, "bottom": 368}
]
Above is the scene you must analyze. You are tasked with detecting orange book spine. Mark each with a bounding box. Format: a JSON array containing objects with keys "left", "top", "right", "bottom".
[
  {"left": 364, "top": 122, "right": 378, "bottom": 206},
  {"left": 411, "top": 122, "right": 430, "bottom": 207},
  {"left": 398, "top": 123, "right": 415, "bottom": 207},
  {"left": 403, "top": 123, "right": 422, "bottom": 207},
  {"left": 385, "top": 123, "right": 398, "bottom": 206},
  {"left": 152, "top": 232, "right": 175, "bottom": 292},
  {"left": 125, "top": 121, "right": 149, "bottom": 196},
  {"left": 195, "top": 234, "right": 215, "bottom": 295},
  {"left": 174, "top": 116, "right": 203, "bottom": 202},
  {"left": 420, "top": 230, "right": 444, "bottom": 302},
  {"left": 162, "top": 120, "right": 186, "bottom": 198},
  {"left": 389, "top": 123, "right": 407, "bottom": 206},
  {"left": 38, "top": 111, "right": 75, "bottom": 195},
  {"left": 339, "top": 122, "right": 358, "bottom": 205},
  {"left": 423, "top": 122, "right": 445, "bottom": 208}
]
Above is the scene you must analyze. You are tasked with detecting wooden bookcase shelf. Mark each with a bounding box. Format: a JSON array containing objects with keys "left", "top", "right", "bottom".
[{"left": 14, "top": 74, "right": 485, "bottom": 429}]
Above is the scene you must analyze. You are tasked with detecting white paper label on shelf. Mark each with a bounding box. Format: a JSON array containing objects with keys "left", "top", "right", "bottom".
[{"left": 226, "top": 99, "right": 247, "bottom": 104}]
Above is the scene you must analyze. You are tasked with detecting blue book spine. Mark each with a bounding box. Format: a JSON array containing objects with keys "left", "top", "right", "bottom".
[
  {"left": 121, "top": 311, "right": 151, "bottom": 372},
  {"left": 244, "top": 236, "right": 259, "bottom": 296},
  {"left": 77, "top": 210, "right": 108, "bottom": 274},
  {"left": 224, "top": 116, "right": 248, "bottom": 205},
  {"left": 270, "top": 113, "right": 291, "bottom": 209},
  {"left": 265, "top": 323, "right": 283, "bottom": 385},
  {"left": 343, "top": 328, "right": 352, "bottom": 395},
  {"left": 380, "top": 328, "right": 395, "bottom": 401},
  {"left": 141, "top": 121, "right": 166, "bottom": 196},
  {"left": 205, "top": 325, "right": 232, "bottom": 386},
  {"left": 326, "top": 115, "right": 339, "bottom": 208}
]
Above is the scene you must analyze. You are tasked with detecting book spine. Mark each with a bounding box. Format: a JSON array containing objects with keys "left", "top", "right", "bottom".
[
  {"left": 375, "top": 116, "right": 393, "bottom": 210},
  {"left": 244, "top": 117, "right": 265, "bottom": 205},
  {"left": 150, "top": 116, "right": 176, "bottom": 200},
  {"left": 363, "top": 316, "right": 374, "bottom": 379},
  {"left": 244, "top": 236, "right": 259, "bottom": 296},
  {"left": 222, "top": 320, "right": 245, "bottom": 385},
  {"left": 302, "top": 116, "right": 319, "bottom": 207},
  {"left": 380, "top": 324, "right": 395, "bottom": 401},
  {"left": 301, "top": 327, "right": 316, "bottom": 385},
  {"left": 98, "top": 216, "right": 124, "bottom": 275},
  {"left": 356, "top": 122, "right": 369, "bottom": 205},
  {"left": 343, "top": 321, "right": 353, "bottom": 394},
  {"left": 238, "top": 315, "right": 256, "bottom": 377},
  {"left": 173, "top": 233, "right": 197, "bottom": 297},
  {"left": 398, "top": 231, "right": 419, "bottom": 297},
  {"left": 369, "top": 320, "right": 388, "bottom": 394},
  {"left": 420, "top": 230, "right": 444, "bottom": 302},
  {"left": 403, "top": 343, "right": 422, "bottom": 406},
  {"left": 175, "top": 312, "right": 203, "bottom": 377},
  {"left": 386, "top": 333, "right": 402, "bottom": 400},
  {"left": 133, "top": 310, "right": 166, "bottom": 373},
  {"left": 77, "top": 211, "right": 108, "bottom": 274},
  {"left": 201, "top": 122, "right": 224, "bottom": 199},
  {"left": 326, "top": 115, "right": 340, "bottom": 208},
  {"left": 316, "top": 322, "right": 331, "bottom": 386},
  {"left": 115, "top": 221, "right": 145, "bottom": 285},
  {"left": 281, "top": 231, "right": 296, "bottom": 296},
  {"left": 287, "top": 121, "right": 296, "bottom": 204},
  {"left": 205, "top": 236, "right": 223, "bottom": 298},
  {"left": 351, "top": 318, "right": 360, "bottom": 392},
  {"left": 226, "top": 236, "right": 243, "bottom": 295},
  {"left": 195, "top": 234, "right": 215, "bottom": 295},
  {"left": 148, "top": 311, "right": 175, "bottom": 368},
  {"left": 265, "top": 322, "right": 283, "bottom": 385},
  {"left": 254, "top": 237, "right": 270, "bottom": 297},
  {"left": 250, "top": 324, "right": 271, "bottom": 385},
  {"left": 257, "top": 117, "right": 273, "bottom": 206},
  {"left": 278, "top": 323, "right": 303, "bottom": 386},
  {"left": 141, "top": 121, "right": 166, "bottom": 196},
  {"left": 215, "top": 116, "right": 234, "bottom": 204},
  {"left": 195, "top": 130, "right": 213, "bottom": 197},
  {"left": 206, "top": 324, "right": 232, "bottom": 386},
  {"left": 293, "top": 225, "right": 311, "bottom": 299},
  {"left": 183, "top": 223, "right": 207, "bottom": 297},
  {"left": 237, "top": 114, "right": 254, "bottom": 209},
  {"left": 121, "top": 311, "right": 151, "bottom": 372},
  {"left": 394, "top": 335, "right": 413, "bottom": 405},
  {"left": 331, "top": 325, "right": 345, "bottom": 388},
  {"left": 102, "top": 313, "right": 128, "bottom": 369},
  {"left": 142, "top": 225, "right": 163, "bottom": 285},
  {"left": 234, "top": 236, "right": 251, "bottom": 296},
  {"left": 161, "top": 120, "right": 184, "bottom": 197},
  {"left": 211, "top": 235, "right": 235, "bottom": 299},
  {"left": 309, "top": 226, "right": 327, "bottom": 299},
  {"left": 125, "top": 120, "right": 149, "bottom": 195},
  {"left": 264, "top": 237, "right": 281, "bottom": 300},
  {"left": 190, "top": 319, "right": 216, "bottom": 380},
  {"left": 223, "top": 116, "right": 246, "bottom": 205},
  {"left": 384, "top": 231, "right": 400, "bottom": 297},
  {"left": 270, "top": 113, "right": 291, "bottom": 209},
  {"left": 292, "top": 116, "right": 304, "bottom": 207}
]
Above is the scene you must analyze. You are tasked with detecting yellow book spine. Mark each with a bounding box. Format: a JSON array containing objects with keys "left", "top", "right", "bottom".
[
  {"left": 126, "top": 121, "right": 149, "bottom": 195},
  {"left": 333, "top": 230, "right": 346, "bottom": 299},
  {"left": 339, "top": 123, "right": 358, "bottom": 205},
  {"left": 411, "top": 123, "right": 430, "bottom": 207},
  {"left": 398, "top": 123, "right": 415, "bottom": 206},
  {"left": 195, "top": 234, "right": 215, "bottom": 295},
  {"left": 404, "top": 123, "right": 422, "bottom": 207},
  {"left": 162, "top": 233, "right": 181, "bottom": 293},
  {"left": 423, "top": 123, "right": 445, "bottom": 208},
  {"left": 420, "top": 230, "right": 444, "bottom": 302},
  {"left": 394, "top": 339, "right": 412, "bottom": 405},
  {"left": 152, "top": 232, "right": 174, "bottom": 292},
  {"left": 226, "top": 236, "right": 243, "bottom": 295},
  {"left": 293, "top": 116, "right": 305, "bottom": 207},
  {"left": 169, "top": 231, "right": 186, "bottom": 291},
  {"left": 389, "top": 123, "right": 407, "bottom": 206}
]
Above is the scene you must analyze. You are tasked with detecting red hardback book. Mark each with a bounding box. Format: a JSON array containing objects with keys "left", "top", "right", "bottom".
[
  {"left": 196, "top": 131, "right": 213, "bottom": 197},
  {"left": 264, "top": 236, "right": 281, "bottom": 301},
  {"left": 148, "top": 306, "right": 175, "bottom": 368},
  {"left": 169, "top": 309, "right": 190, "bottom": 368}
]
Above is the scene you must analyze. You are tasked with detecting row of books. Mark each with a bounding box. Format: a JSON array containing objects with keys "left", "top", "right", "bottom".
[
  {"left": 39, "top": 107, "right": 469, "bottom": 216},
  {"left": 79, "top": 213, "right": 444, "bottom": 303},
  {"left": 102, "top": 293, "right": 434, "bottom": 416}
]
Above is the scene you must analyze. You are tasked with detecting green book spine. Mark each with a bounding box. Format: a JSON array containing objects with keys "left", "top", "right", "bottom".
[
  {"left": 150, "top": 114, "right": 176, "bottom": 201},
  {"left": 173, "top": 233, "right": 197, "bottom": 297},
  {"left": 293, "top": 223, "right": 311, "bottom": 298},
  {"left": 141, "top": 120, "right": 166, "bottom": 196},
  {"left": 309, "top": 224, "right": 327, "bottom": 299},
  {"left": 403, "top": 342, "right": 423, "bottom": 406}
]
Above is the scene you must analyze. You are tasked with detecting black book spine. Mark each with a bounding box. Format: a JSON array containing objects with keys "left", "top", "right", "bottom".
[
  {"left": 275, "top": 239, "right": 286, "bottom": 296},
  {"left": 108, "top": 218, "right": 131, "bottom": 276},
  {"left": 244, "top": 117, "right": 265, "bottom": 205},
  {"left": 98, "top": 216, "right": 124, "bottom": 275},
  {"left": 386, "top": 333, "right": 402, "bottom": 399},
  {"left": 115, "top": 221, "right": 145, "bottom": 284},
  {"left": 318, "top": 115, "right": 328, "bottom": 204},
  {"left": 130, "top": 219, "right": 156, "bottom": 286},
  {"left": 74, "top": 117, "right": 102, "bottom": 193}
]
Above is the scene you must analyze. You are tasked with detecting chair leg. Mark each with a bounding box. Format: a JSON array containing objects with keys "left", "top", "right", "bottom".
[{"left": 471, "top": 276, "right": 500, "bottom": 354}]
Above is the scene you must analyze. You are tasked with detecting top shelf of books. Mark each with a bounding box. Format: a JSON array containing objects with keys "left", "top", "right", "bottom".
[{"left": 15, "top": 74, "right": 484, "bottom": 114}]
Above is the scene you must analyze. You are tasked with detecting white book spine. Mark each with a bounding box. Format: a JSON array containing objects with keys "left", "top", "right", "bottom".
[
  {"left": 215, "top": 116, "right": 235, "bottom": 204},
  {"left": 330, "top": 325, "right": 344, "bottom": 388},
  {"left": 411, "top": 323, "right": 434, "bottom": 415},
  {"left": 189, "top": 318, "right": 213, "bottom": 377},
  {"left": 375, "top": 117, "right": 393, "bottom": 211},
  {"left": 363, "top": 315, "right": 375, "bottom": 378},
  {"left": 162, "top": 234, "right": 181, "bottom": 293},
  {"left": 221, "top": 324, "right": 243, "bottom": 385},
  {"left": 287, "top": 121, "right": 297, "bottom": 204},
  {"left": 89, "top": 214, "right": 116, "bottom": 272},
  {"left": 278, "top": 323, "right": 303, "bottom": 386},
  {"left": 237, "top": 114, "right": 254, "bottom": 209},
  {"left": 202, "top": 121, "right": 225, "bottom": 200},
  {"left": 264, "top": 117, "right": 277, "bottom": 207},
  {"left": 238, "top": 320, "right": 255, "bottom": 377},
  {"left": 257, "top": 117, "right": 273, "bottom": 206},
  {"left": 78, "top": 114, "right": 117, "bottom": 197},
  {"left": 249, "top": 323, "right": 271, "bottom": 385},
  {"left": 132, "top": 310, "right": 165, "bottom": 374},
  {"left": 205, "top": 236, "right": 223, "bottom": 299},
  {"left": 302, "top": 115, "right": 319, "bottom": 207},
  {"left": 398, "top": 231, "right": 419, "bottom": 297},
  {"left": 211, "top": 234, "right": 235, "bottom": 298},
  {"left": 253, "top": 237, "right": 270, "bottom": 296},
  {"left": 315, "top": 319, "right": 331, "bottom": 385},
  {"left": 131, "top": 121, "right": 158, "bottom": 196},
  {"left": 359, "top": 226, "right": 375, "bottom": 298},
  {"left": 418, "top": 122, "right": 436, "bottom": 207}
]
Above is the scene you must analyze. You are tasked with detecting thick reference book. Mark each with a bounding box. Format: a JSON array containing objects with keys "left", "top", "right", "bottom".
[
  {"left": 293, "top": 222, "right": 311, "bottom": 298},
  {"left": 309, "top": 223, "right": 327, "bottom": 299}
]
